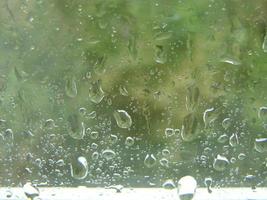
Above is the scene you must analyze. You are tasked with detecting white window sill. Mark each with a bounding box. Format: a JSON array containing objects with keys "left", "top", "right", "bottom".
[{"left": 0, "top": 187, "right": 266, "bottom": 200}]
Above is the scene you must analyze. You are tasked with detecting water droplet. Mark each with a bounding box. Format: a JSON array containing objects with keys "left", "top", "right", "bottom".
[
  {"left": 70, "top": 156, "right": 88, "bottom": 180},
  {"left": 222, "top": 118, "right": 231, "bottom": 129},
  {"left": 159, "top": 158, "right": 169, "bottom": 167},
  {"left": 23, "top": 182, "right": 39, "bottom": 199},
  {"left": 204, "top": 177, "right": 212, "bottom": 193},
  {"left": 262, "top": 31, "right": 267, "bottom": 53},
  {"left": 238, "top": 153, "right": 246, "bottom": 160},
  {"left": 125, "top": 137, "right": 134, "bottom": 146},
  {"left": 178, "top": 176, "right": 197, "bottom": 200},
  {"left": 203, "top": 107, "right": 215, "bottom": 128},
  {"left": 229, "top": 133, "right": 239, "bottom": 147},
  {"left": 162, "top": 179, "right": 175, "bottom": 189},
  {"left": 254, "top": 138, "right": 267, "bottom": 153},
  {"left": 92, "top": 152, "right": 99, "bottom": 160},
  {"left": 217, "top": 134, "right": 229, "bottom": 144},
  {"left": 113, "top": 110, "right": 132, "bottom": 129},
  {"left": 162, "top": 149, "right": 170, "bottom": 157},
  {"left": 44, "top": 119, "right": 56, "bottom": 129},
  {"left": 102, "top": 149, "right": 116, "bottom": 161},
  {"left": 220, "top": 57, "right": 241, "bottom": 65},
  {"left": 213, "top": 154, "right": 229, "bottom": 171},
  {"left": 154, "top": 31, "right": 172, "bottom": 41},
  {"left": 119, "top": 85, "right": 129, "bottom": 96},
  {"left": 109, "top": 134, "right": 118, "bottom": 145},
  {"left": 258, "top": 107, "right": 267, "bottom": 121},
  {"left": 144, "top": 154, "right": 157, "bottom": 168},
  {"left": 154, "top": 45, "right": 167, "bottom": 64},
  {"left": 90, "top": 131, "right": 99, "bottom": 140},
  {"left": 65, "top": 77, "right": 77, "bottom": 98},
  {"left": 87, "top": 111, "right": 96, "bottom": 119},
  {"left": 5, "top": 189, "right": 13, "bottom": 198},
  {"left": 181, "top": 113, "right": 199, "bottom": 142},
  {"left": 88, "top": 80, "right": 105, "bottom": 104},
  {"left": 67, "top": 114, "right": 85, "bottom": 140},
  {"left": 165, "top": 128, "right": 175, "bottom": 137}
]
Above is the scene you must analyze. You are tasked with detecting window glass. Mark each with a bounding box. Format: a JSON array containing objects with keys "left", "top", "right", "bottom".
[{"left": 0, "top": 0, "right": 267, "bottom": 189}]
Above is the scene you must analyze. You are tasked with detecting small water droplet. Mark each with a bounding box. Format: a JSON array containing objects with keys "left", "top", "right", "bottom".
[
  {"left": 90, "top": 131, "right": 99, "bottom": 140},
  {"left": 162, "top": 179, "right": 175, "bottom": 189},
  {"left": 44, "top": 119, "right": 56, "bottom": 129},
  {"left": 159, "top": 158, "right": 169, "bottom": 167},
  {"left": 88, "top": 80, "right": 105, "bottom": 104},
  {"left": 113, "top": 110, "right": 132, "bottom": 129},
  {"left": 217, "top": 134, "right": 229, "bottom": 144},
  {"left": 203, "top": 107, "right": 215, "bottom": 128},
  {"left": 262, "top": 31, "right": 267, "bottom": 53},
  {"left": 119, "top": 85, "right": 129, "bottom": 96},
  {"left": 254, "top": 138, "right": 267, "bottom": 153},
  {"left": 154, "top": 45, "right": 167, "bottom": 64},
  {"left": 162, "top": 149, "right": 170, "bottom": 157},
  {"left": 154, "top": 31, "right": 172, "bottom": 41},
  {"left": 70, "top": 156, "right": 88, "bottom": 180},
  {"left": 102, "top": 149, "right": 116, "bottom": 161},
  {"left": 238, "top": 153, "right": 246, "bottom": 160},
  {"left": 204, "top": 177, "right": 212, "bottom": 193},
  {"left": 165, "top": 128, "right": 175, "bottom": 137},
  {"left": 222, "top": 118, "right": 231, "bottom": 129},
  {"left": 92, "top": 152, "right": 99, "bottom": 160},
  {"left": 65, "top": 77, "right": 77, "bottom": 98},
  {"left": 125, "top": 137, "right": 134, "bottom": 146},
  {"left": 213, "top": 154, "right": 229, "bottom": 171},
  {"left": 220, "top": 57, "right": 241, "bottom": 65},
  {"left": 144, "top": 154, "right": 157, "bottom": 168}
]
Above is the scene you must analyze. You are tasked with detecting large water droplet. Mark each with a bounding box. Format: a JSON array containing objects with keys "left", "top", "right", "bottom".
[
  {"left": 113, "top": 110, "right": 132, "bottom": 129},
  {"left": 178, "top": 176, "right": 197, "bottom": 200},
  {"left": 88, "top": 80, "right": 105, "bottom": 104},
  {"left": 67, "top": 114, "right": 85, "bottom": 140},
  {"left": 144, "top": 154, "right": 157, "bottom": 168},
  {"left": 213, "top": 154, "right": 229, "bottom": 171},
  {"left": 70, "top": 156, "right": 88, "bottom": 180},
  {"left": 23, "top": 182, "right": 39, "bottom": 199},
  {"left": 102, "top": 149, "right": 116, "bottom": 161},
  {"left": 65, "top": 77, "right": 77, "bottom": 98},
  {"left": 254, "top": 138, "right": 267, "bottom": 153}
]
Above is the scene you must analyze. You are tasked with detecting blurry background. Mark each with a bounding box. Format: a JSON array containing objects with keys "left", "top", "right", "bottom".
[{"left": 0, "top": 0, "right": 267, "bottom": 188}]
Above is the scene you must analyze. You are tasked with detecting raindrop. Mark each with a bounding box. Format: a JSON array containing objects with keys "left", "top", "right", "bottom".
[
  {"left": 144, "top": 154, "right": 157, "bottom": 168},
  {"left": 254, "top": 138, "right": 267, "bottom": 153},
  {"left": 23, "top": 182, "right": 39, "bottom": 199},
  {"left": 67, "top": 114, "right": 85, "bottom": 140},
  {"left": 220, "top": 57, "right": 241, "bottom": 65},
  {"left": 70, "top": 156, "right": 88, "bottom": 180},
  {"left": 178, "top": 176, "right": 197, "bottom": 200},
  {"left": 203, "top": 107, "right": 215, "bottom": 128},
  {"left": 113, "top": 110, "right": 132, "bottom": 129},
  {"left": 229, "top": 133, "right": 239, "bottom": 147},
  {"left": 258, "top": 107, "right": 267, "bottom": 120},
  {"left": 213, "top": 154, "right": 229, "bottom": 171},
  {"left": 159, "top": 158, "right": 169, "bottom": 167},
  {"left": 119, "top": 85, "right": 129, "bottom": 96},
  {"left": 263, "top": 31, "right": 267, "bottom": 53},
  {"left": 109, "top": 134, "right": 118, "bottom": 144},
  {"left": 92, "top": 152, "right": 99, "bottom": 160},
  {"left": 125, "top": 137, "right": 134, "bottom": 146},
  {"left": 44, "top": 119, "right": 56, "bottom": 129},
  {"left": 181, "top": 113, "right": 199, "bottom": 142},
  {"left": 230, "top": 157, "right": 236, "bottom": 163},
  {"left": 162, "top": 149, "right": 170, "bottom": 157},
  {"left": 222, "top": 118, "right": 231, "bottom": 129},
  {"left": 90, "top": 131, "right": 99, "bottom": 140},
  {"left": 217, "top": 134, "right": 229, "bottom": 144},
  {"left": 165, "top": 128, "right": 175, "bottom": 137},
  {"left": 238, "top": 153, "right": 246, "bottom": 160},
  {"left": 204, "top": 177, "right": 212, "bottom": 193},
  {"left": 88, "top": 80, "right": 105, "bottom": 104},
  {"left": 56, "top": 159, "right": 65, "bottom": 167},
  {"left": 102, "top": 149, "right": 116, "bottom": 161},
  {"left": 154, "top": 45, "right": 167, "bottom": 64},
  {"left": 65, "top": 77, "right": 77, "bottom": 98},
  {"left": 162, "top": 179, "right": 176, "bottom": 189}
]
